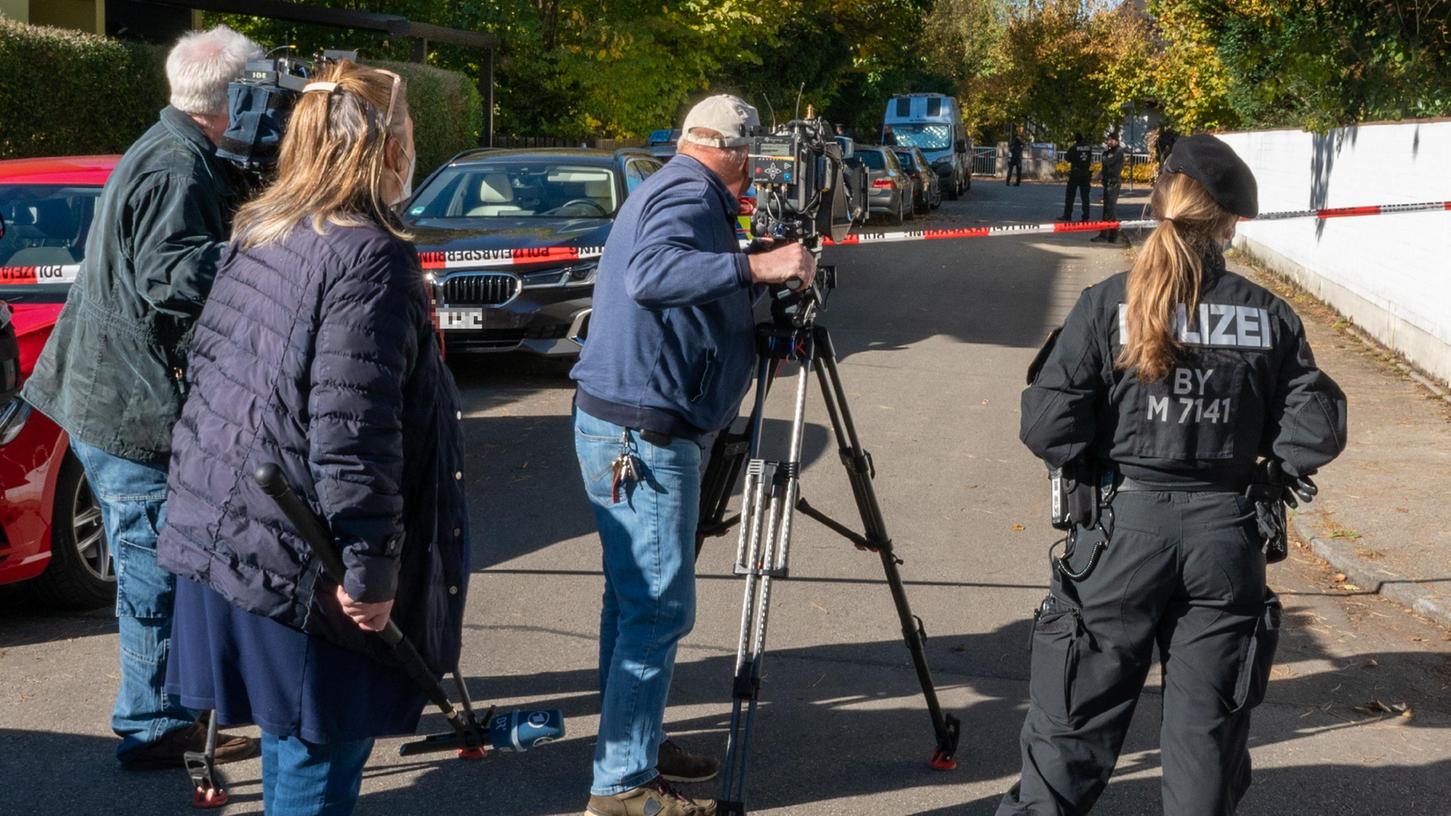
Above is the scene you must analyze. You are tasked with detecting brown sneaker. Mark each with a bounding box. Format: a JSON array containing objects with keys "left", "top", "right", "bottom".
[
  {"left": 585, "top": 776, "right": 717, "bottom": 816},
  {"left": 657, "top": 738, "right": 719, "bottom": 783},
  {"left": 120, "top": 722, "right": 261, "bottom": 771}
]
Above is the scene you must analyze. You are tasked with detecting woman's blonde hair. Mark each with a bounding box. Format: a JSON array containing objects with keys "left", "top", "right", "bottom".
[
  {"left": 233, "top": 60, "right": 411, "bottom": 248},
  {"left": 1116, "top": 172, "right": 1240, "bottom": 382}
]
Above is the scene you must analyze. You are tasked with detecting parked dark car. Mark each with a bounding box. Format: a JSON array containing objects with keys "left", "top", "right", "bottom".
[
  {"left": 855, "top": 146, "right": 912, "bottom": 225},
  {"left": 894, "top": 147, "right": 941, "bottom": 213},
  {"left": 403, "top": 148, "right": 664, "bottom": 356}
]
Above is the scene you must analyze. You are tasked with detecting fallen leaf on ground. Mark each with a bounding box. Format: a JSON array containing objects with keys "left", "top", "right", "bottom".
[
  {"left": 1011, "top": 523, "right": 1025, "bottom": 532},
  {"left": 1331, "top": 573, "right": 1347, "bottom": 583},
  {"left": 1353, "top": 700, "right": 1411, "bottom": 717}
]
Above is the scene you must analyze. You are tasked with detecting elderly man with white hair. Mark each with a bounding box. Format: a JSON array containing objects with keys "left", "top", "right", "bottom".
[
  {"left": 571, "top": 94, "right": 815, "bottom": 816},
  {"left": 24, "top": 25, "right": 262, "bottom": 770}
]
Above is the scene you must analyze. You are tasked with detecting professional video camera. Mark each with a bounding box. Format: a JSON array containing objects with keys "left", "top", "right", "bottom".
[
  {"left": 217, "top": 48, "right": 359, "bottom": 181},
  {"left": 747, "top": 114, "right": 853, "bottom": 323},
  {"left": 747, "top": 115, "right": 854, "bottom": 247}
]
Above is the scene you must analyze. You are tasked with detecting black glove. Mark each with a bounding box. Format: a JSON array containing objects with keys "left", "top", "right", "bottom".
[{"left": 1260, "top": 460, "right": 1319, "bottom": 508}]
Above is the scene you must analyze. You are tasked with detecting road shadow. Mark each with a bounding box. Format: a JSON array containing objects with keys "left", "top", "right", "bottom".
[
  {"left": 0, "top": 594, "right": 113, "bottom": 647},
  {"left": 944, "top": 757, "right": 1451, "bottom": 815},
  {"left": 462, "top": 411, "right": 831, "bottom": 571},
  {"left": 820, "top": 182, "right": 1144, "bottom": 358}
]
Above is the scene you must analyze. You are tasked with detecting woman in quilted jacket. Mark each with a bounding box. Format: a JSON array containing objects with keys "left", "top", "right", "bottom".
[{"left": 157, "top": 60, "right": 469, "bottom": 816}]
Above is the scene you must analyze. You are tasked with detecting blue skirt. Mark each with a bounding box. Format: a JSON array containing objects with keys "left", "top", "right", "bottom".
[{"left": 166, "top": 577, "right": 427, "bottom": 743}]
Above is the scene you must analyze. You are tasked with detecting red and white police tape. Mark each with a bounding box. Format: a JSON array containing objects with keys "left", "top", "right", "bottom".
[{"left": 2, "top": 200, "right": 1446, "bottom": 284}]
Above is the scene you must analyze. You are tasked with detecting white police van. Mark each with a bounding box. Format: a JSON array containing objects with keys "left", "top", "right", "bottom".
[{"left": 881, "top": 93, "right": 971, "bottom": 199}]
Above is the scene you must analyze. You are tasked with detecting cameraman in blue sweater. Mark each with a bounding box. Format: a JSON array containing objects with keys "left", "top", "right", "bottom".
[{"left": 571, "top": 95, "right": 814, "bottom": 816}]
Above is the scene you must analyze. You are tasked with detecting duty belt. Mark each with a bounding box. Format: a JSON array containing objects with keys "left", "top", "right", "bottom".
[{"left": 1116, "top": 476, "right": 1247, "bottom": 494}]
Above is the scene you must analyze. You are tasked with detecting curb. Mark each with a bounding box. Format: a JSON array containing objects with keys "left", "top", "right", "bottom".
[{"left": 1290, "top": 510, "right": 1451, "bottom": 629}]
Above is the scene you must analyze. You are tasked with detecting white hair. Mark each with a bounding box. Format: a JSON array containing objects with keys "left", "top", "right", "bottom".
[{"left": 165, "top": 25, "right": 261, "bottom": 116}]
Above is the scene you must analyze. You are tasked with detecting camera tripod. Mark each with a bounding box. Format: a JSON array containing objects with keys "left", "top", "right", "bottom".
[{"left": 696, "top": 268, "right": 961, "bottom": 815}]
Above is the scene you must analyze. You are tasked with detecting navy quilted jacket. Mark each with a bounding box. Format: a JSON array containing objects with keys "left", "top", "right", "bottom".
[{"left": 157, "top": 219, "right": 470, "bottom": 672}]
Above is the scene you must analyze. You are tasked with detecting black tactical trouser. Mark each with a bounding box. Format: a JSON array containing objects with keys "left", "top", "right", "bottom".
[
  {"left": 1099, "top": 180, "right": 1121, "bottom": 240},
  {"left": 1007, "top": 158, "right": 1023, "bottom": 185},
  {"left": 1062, "top": 176, "right": 1090, "bottom": 220},
  {"left": 997, "top": 491, "right": 1282, "bottom": 816}
]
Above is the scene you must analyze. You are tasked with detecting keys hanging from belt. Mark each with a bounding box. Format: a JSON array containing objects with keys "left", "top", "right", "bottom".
[{"left": 610, "top": 430, "right": 641, "bottom": 504}]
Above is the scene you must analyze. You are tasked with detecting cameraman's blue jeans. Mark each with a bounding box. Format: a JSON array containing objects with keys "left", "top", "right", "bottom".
[
  {"left": 262, "top": 733, "right": 374, "bottom": 815},
  {"left": 574, "top": 407, "right": 708, "bottom": 796},
  {"left": 69, "top": 439, "right": 196, "bottom": 761}
]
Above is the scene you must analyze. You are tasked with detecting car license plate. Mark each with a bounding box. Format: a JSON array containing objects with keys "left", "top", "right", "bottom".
[{"left": 437, "top": 307, "right": 485, "bottom": 331}]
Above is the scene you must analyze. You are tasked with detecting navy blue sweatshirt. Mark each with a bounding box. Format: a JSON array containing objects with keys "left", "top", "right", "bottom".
[{"left": 571, "top": 154, "right": 756, "bottom": 437}]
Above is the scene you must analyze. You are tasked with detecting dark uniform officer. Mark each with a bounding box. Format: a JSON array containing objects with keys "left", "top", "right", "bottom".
[
  {"left": 1060, "top": 133, "right": 1092, "bottom": 221},
  {"left": 1007, "top": 133, "right": 1025, "bottom": 186},
  {"left": 1093, "top": 133, "right": 1125, "bottom": 243},
  {"left": 999, "top": 134, "right": 1348, "bottom": 815}
]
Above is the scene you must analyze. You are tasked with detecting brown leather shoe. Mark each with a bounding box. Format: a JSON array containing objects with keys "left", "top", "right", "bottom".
[
  {"left": 119, "top": 722, "right": 260, "bottom": 771},
  {"left": 585, "top": 776, "right": 716, "bottom": 816}
]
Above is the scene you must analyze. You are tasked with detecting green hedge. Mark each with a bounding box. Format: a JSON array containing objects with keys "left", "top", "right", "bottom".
[
  {"left": 0, "top": 19, "right": 483, "bottom": 176},
  {"left": 375, "top": 59, "right": 483, "bottom": 176},
  {"left": 0, "top": 18, "right": 167, "bottom": 159}
]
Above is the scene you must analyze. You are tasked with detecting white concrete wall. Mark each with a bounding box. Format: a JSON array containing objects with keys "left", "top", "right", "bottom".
[{"left": 1219, "top": 121, "right": 1451, "bottom": 384}]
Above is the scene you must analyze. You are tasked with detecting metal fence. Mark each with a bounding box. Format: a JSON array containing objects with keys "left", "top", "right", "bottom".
[{"left": 972, "top": 146, "right": 998, "bottom": 176}]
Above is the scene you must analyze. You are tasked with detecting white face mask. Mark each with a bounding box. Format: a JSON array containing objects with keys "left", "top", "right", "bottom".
[{"left": 391, "top": 147, "right": 416, "bottom": 207}]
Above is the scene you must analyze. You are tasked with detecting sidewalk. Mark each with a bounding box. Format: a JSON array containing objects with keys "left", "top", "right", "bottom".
[{"left": 1231, "top": 254, "right": 1451, "bottom": 628}]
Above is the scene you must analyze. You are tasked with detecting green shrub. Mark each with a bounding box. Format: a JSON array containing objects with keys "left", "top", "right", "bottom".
[
  {"left": 0, "top": 18, "right": 167, "bottom": 159},
  {"left": 0, "top": 19, "right": 482, "bottom": 175},
  {"left": 375, "top": 59, "right": 483, "bottom": 177}
]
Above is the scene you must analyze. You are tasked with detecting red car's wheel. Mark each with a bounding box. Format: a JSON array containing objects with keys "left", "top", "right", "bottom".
[{"left": 27, "top": 454, "right": 113, "bottom": 609}]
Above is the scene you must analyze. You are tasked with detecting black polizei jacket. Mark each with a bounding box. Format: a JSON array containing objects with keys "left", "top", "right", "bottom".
[
  {"left": 1065, "top": 142, "right": 1093, "bottom": 181},
  {"left": 1100, "top": 146, "right": 1125, "bottom": 185},
  {"left": 23, "top": 107, "right": 241, "bottom": 464},
  {"left": 1020, "top": 250, "right": 1347, "bottom": 488}
]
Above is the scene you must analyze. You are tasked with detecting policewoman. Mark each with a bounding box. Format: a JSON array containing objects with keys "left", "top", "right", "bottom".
[{"left": 998, "top": 134, "right": 1347, "bottom": 815}]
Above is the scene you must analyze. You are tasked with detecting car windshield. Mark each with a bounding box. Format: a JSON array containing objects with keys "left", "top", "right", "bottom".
[
  {"left": 407, "top": 162, "right": 620, "bottom": 220},
  {"left": 892, "top": 123, "right": 953, "bottom": 151},
  {"left": 859, "top": 150, "right": 888, "bottom": 170},
  {"left": 0, "top": 184, "right": 100, "bottom": 299}
]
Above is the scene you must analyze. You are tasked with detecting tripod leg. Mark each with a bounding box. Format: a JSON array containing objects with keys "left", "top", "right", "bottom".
[
  {"left": 811, "top": 328, "right": 962, "bottom": 770},
  {"left": 720, "top": 358, "right": 814, "bottom": 815}
]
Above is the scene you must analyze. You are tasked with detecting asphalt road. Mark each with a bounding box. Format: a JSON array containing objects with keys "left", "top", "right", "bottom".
[{"left": 2, "top": 180, "right": 1449, "bottom": 816}]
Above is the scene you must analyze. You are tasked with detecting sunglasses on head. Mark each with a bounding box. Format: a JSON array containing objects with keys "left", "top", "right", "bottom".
[{"left": 302, "top": 68, "right": 404, "bottom": 128}]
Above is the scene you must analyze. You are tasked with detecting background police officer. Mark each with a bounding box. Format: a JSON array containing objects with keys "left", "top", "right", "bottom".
[
  {"left": 1093, "top": 132, "right": 1125, "bottom": 243},
  {"left": 1059, "top": 132, "right": 1092, "bottom": 221},
  {"left": 1007, "top": 131, "right": 1025, "bottom": 186},
  {"left": 999, "top": 134, "right": 1348, "bottom": 815}
]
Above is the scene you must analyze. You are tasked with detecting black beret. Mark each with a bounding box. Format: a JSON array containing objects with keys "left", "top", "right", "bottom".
[{"left": 1163, "top": 133, "right": 1259, "bottom": 218}]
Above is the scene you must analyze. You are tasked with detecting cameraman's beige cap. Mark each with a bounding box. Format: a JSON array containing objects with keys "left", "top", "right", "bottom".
[{"left": 680, "top": 94, "right": 760, "bottom": 148}]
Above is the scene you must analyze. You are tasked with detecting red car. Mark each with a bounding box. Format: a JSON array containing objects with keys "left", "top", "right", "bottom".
[{"left": 0, "top": 155, "right": 116, "bottom": 608}]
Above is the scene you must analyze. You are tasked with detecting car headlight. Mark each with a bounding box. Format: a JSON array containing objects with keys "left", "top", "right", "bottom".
[
  {"left": 0, "top": 397, "right": 32, "bottom": 447},
  {"left": 561, "top": 261, "right": 599, "bottom": 287},
  {"left": 519, "top": 261, "right": 598, "bottom": 288}
]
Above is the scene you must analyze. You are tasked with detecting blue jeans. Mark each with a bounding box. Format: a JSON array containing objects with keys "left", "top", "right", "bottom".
[
  {"left": 69, "top": 439, "right": 196, "bottom": 761},
  {"left": 261, "top": 732, "right": 375, "bottom": 815},
  {"left": 575, "top": 407, "right": 710, "bottom": 795}
]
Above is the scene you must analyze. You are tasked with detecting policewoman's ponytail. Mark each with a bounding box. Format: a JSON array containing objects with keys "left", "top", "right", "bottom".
[{"left": 1117, "top": 173, "right": 1239, "bottom": 382}]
